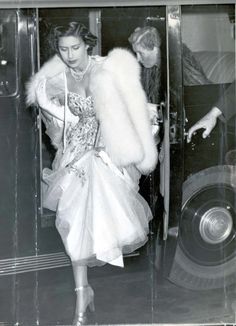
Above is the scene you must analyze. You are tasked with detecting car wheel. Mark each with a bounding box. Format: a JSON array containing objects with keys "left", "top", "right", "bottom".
[{"left": 169, "top": 165, "right": 236, "bottom": 290}]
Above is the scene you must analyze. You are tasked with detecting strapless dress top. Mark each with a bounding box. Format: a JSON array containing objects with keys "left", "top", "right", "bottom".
[{"left": 68, "top": 91, "right": 95, "bottom": 119}]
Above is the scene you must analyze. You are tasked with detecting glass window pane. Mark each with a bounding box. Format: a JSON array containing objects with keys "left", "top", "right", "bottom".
[
  {"left": 0, "top": 10, "right": 17, "bottom": 96},
  {"left": 182, "top": 5, "right": 235, "bottom": 85}
]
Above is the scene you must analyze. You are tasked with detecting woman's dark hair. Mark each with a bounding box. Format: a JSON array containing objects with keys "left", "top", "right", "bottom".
[{"left": 49, "top": 21, "right": 97, "bottom": 55}]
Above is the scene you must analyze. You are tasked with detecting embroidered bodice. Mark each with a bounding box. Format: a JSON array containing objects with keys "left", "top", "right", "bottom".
[
  {"left": 68, "top": 92, "right": 95, "bottom": 119},
  {"left": 64, "top": 92, "right": 99, "bottom": 160}
]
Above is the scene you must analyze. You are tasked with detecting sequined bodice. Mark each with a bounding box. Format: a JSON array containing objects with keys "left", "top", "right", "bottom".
[
  {"left": 68, "top": 92, "right": 95, "bottom": 119},
  {"left": 64, "top": 92, "right": 99, "bottom": 159}
]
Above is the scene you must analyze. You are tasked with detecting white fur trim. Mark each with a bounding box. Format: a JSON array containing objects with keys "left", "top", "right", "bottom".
[
  {"left": 90, "top": 70, "right": 144, "bottom": 167},
  {"left": 25, "top": 55, "right": 66, "bottom": 105},
  {"left": 90, "top": 48, "right": 158, "bottom": 173}
]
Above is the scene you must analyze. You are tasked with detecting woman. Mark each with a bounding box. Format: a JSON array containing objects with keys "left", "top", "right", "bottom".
[{"left": 26, "top": 22, "right": 157, "bottom": 325}]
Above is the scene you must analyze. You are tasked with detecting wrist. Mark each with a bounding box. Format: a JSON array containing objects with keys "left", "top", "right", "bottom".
[
  {"left": 39, "top": 101, "right": 50, "bottom": 111},
  {"left": 38, "top": 96, "right": 51, "bottom": 110},
  {"left": 210, "top": 106, "right": 222, "bottom": 118}
]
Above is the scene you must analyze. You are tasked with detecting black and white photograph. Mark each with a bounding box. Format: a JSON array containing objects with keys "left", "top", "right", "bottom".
[{"left": 0, "top": 0, "right": 235, "bottom": 325}]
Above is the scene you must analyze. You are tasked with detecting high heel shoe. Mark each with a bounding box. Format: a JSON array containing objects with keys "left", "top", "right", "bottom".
[{"left": 73, "top": 284, "right": 95, "bottom": 326}]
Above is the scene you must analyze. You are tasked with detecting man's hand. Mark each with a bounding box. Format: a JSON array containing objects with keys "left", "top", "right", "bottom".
[{"left": 187, "top": 107, "right": 222, "bottom": 143}]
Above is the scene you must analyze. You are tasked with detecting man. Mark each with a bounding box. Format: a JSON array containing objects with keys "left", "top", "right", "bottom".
[
  {"left": 128, "top": 26, "right": 209, "bottom": 105},
  {"left": 128, "top": 26, "right": 163, "bottom": 105}
]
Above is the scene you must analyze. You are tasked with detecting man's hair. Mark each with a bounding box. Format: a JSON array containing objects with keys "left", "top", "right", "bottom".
[{"left": 128, "top": 26, "right": 161, "bottom": 50}]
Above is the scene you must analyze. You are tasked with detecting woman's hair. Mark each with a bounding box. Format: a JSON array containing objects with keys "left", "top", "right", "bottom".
[
  {"left": 128, "top": 26, "right": 161, "bottom": 50},
  {"left": 49, "top": 21, "right": 97, "bottom": 55}
]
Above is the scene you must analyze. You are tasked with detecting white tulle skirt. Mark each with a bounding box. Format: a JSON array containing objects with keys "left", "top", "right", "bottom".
[{"left": 42, "top": 150, "right": 152, "bottom": 267}]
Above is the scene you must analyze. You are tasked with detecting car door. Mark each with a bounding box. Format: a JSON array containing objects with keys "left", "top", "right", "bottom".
[{"left": 164, "top": 3, "right": 236, "bottom": 292}]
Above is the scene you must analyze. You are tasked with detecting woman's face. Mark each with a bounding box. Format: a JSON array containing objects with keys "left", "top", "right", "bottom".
[
  {"left": 58, "top": 35, "right": 89, "bottom": 69},
  {"left": 132, "top": 43, "right": 160, "bottom": 68}
]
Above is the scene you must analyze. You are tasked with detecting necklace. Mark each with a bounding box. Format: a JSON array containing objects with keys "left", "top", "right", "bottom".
[{"left": 69, "top": 56, "right": 91, "bottom": 81}]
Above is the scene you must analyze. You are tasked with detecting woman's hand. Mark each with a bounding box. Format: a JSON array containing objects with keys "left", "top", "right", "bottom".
[
  {"left": 35, "top": 78, "right": 64, "bottom": 121},
  {"left": 35, "top": 79, "right": 50, "bottom": 109}
]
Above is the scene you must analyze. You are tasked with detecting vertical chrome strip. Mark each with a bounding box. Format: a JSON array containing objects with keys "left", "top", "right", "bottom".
[
  {"left": 89, "top": 10, "right": 102, "bottom": 56},
  {"left": 35, "top": 8, "right": 44, "bottom": 217},
  {"left": 162, "top": 6, "right": 171, "bottom": 241},
  {"left": 163, "top": 5, "right": 184, "bottom": 240}
]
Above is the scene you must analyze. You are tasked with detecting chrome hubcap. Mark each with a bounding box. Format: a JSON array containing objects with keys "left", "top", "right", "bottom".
[{"left": 199, "top": 207, "right": 233, "bottom": 244}]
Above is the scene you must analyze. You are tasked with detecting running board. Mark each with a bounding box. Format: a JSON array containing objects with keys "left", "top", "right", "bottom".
[{"left": 0, "top": 251, "right": 140, "bottom": 276}]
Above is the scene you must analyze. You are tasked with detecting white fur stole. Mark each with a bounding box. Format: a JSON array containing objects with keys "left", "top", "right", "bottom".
[
  {"left": 90, "top": 48, "right": 158, "bottom": 173},
  {"left": 26, "top": 48, "right": 158, "bottom": 174}
]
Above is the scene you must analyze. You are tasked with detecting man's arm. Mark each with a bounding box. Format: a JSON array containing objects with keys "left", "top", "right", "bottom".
[
  {"left": 214, "top": 81, "right": 235, "bottom": 122},
  {"left": 187, "top": 81, "right": 235, "bottom": 142}
]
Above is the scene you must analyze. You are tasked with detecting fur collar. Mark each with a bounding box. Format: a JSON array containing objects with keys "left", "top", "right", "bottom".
[{"left": 26, "top": 54, "right": 65, "bottom": 106}]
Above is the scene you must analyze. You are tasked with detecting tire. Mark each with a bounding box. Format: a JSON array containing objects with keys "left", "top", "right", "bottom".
[{"left": 168, "top": 165, "right": 236, "bottom": 290}]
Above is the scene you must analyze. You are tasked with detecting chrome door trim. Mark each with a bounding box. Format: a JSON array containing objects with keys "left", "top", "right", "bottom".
[
  {"left": 0, "top": 0, "right": 235, "bottom": 9},
  {"left": 162, "top": 5, "right": 184, "bottom": 240}
]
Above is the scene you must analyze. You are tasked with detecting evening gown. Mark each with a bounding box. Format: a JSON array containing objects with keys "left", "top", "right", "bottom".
[{"left": 42, "top": 91, "right": 152, "bottom": 267}]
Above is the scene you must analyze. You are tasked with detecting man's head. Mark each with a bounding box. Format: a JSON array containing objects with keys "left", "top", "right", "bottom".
[{"left": 128, "top": 26, "right": 161, "bottom": 68}]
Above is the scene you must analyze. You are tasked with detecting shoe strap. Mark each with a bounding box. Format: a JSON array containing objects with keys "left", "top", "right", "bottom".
[
  {"left": 75, "top": 284, "right": 90, "bottom": 292},
  {"left": 77, "top": 312, "right": 86, "bottom": 318}
]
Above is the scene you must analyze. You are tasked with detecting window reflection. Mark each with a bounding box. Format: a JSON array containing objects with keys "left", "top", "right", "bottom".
[
  {"left": 182, "top": 5, "right": 235, "bottom": 86},
  {"left": 0, "top": 11, "right": 17, "bottom": 96}
]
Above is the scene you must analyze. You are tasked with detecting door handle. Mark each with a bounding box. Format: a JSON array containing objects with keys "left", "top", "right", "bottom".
[{"left": 170, "top": 112, "right": 178, "bottom": 144}]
